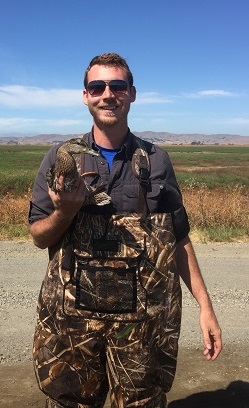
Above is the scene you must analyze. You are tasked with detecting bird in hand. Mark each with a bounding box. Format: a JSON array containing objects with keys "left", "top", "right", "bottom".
[{"left": 46, "top": 138, "right": 111, "bottom": 206}]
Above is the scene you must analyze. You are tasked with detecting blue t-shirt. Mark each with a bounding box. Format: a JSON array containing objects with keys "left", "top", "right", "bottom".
[{"left": 96, "top": 145, "right": 119, "bottom": 171}]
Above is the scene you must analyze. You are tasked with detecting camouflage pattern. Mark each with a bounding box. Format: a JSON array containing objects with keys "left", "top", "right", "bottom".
[{"left": 33, "top": 212, "right": 182, "bottom": 407}]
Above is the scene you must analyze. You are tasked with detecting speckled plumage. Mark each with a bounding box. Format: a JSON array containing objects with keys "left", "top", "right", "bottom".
[{"left": 46, "top": 137, "right": 111, "bottom": 206}]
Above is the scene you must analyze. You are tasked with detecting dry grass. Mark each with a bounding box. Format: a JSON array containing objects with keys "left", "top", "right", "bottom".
[
  {"left": 182, "top": 185, "right": 249, "bottom": 242},
  {"left": 0, "top": 186, "right": 248, "bottom": 242},
  {"left": 0, "top": 193, "right": 32, "bottom": 240}
]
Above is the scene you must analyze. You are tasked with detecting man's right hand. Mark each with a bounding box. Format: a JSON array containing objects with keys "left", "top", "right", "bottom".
[
  {"left": 49, "top": 175, "right": 87, "bottom": 217},
  {"left": 30, "top": 175, "right": 87, "bottom": 249}
]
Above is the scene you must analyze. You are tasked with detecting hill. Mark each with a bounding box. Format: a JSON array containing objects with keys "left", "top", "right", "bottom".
[{"left": 0, "top": 131, "right": 248, "bottom": 145}]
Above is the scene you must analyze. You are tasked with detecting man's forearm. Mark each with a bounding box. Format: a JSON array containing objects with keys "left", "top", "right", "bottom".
[
  {"left": 176, "top": 235, "right": 222, "bottom": 360},
  {"left": 30, "top": 209, "right": 75, "bottom": 249},
  {"left": 176, "top": 235, "right": 213, "bottom": 311}
]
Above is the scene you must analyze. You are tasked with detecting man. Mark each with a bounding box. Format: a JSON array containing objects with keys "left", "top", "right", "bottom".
[{"left": 29, "top": 53, "right": 222, "bottom": 408}]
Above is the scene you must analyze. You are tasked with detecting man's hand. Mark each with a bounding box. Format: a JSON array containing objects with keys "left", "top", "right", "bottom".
[
  {"left": 200, "top": 308, "right": 222, "bottom": 361},
  {"left": 49, "top": 175, "right": 87, "bottom": 217},
  {"left": 30, "top": 175, "right": 87, "bottom": 249}
]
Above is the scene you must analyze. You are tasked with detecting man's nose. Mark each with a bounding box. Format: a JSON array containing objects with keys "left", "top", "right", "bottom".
[{"left": 102, "top": 84, "right": 115, "bottom": 98}]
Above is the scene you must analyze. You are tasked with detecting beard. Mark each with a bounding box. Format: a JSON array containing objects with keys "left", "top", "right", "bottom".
[
  {"left": 89, "top": 108, "right": 121, "bottom": 128},
  {"left": 87, "top": 100, "right": 131, "bottom": 129}
]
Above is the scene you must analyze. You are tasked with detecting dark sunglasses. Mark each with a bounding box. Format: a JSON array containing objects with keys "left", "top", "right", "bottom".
[{"left": 86, "top": 80, "right": 129, "bottom": 97}]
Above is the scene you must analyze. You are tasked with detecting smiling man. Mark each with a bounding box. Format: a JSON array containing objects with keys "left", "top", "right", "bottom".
[
  {"left": 83, "top": 56, "right": 136, "bottom": 150},
  {"left": 29, "top": 53, "right": 222, "bottom": 408},
  {"left": 84, "top": 66, "right": 135, "bottom": 132}
]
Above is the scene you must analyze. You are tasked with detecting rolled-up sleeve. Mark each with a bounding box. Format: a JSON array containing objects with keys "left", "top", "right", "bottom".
[
  {"left": 171, "top": 206, "right": 190, "bottom": 242},
  {"left": 28, "top": 145, "right": 58, "bottom": 224},
  {"left": 152, "top": 146, "right": 190, "bottom": 242}
]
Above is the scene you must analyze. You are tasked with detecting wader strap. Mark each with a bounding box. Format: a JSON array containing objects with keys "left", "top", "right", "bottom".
[{"left": 132, "top": 137, "right": 151, "bottom": 219}]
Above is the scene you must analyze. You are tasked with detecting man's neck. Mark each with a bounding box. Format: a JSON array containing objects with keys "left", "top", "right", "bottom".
[{"left": 92, "top": 124, "right": 129, "bottom": 149}]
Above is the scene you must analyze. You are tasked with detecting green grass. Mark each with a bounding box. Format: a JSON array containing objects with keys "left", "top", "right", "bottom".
[
  {"left": 0, "top": 144, "right": 249, "bottom": 195},
  {"left": 194, "top": 226, "right": 249, "bottom": 243},
  {"left": 1, "top": 223, "right": 29, "bottom": 240},
  {"left": 162, "top": 145, "right": 249, "bottom": 188},
  {"left": 176, "top": 172, "right": 249, "bottom": 189},
  {"left": 164, "top": 145, "right": 249, "bottom": 154},
  {"left": 0, "top": 145, "right": 50, "bottom": 196}
]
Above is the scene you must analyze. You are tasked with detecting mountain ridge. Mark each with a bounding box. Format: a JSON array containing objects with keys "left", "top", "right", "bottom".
[{"left": 0, "top": 131, "right": 248, "bottom": 145}]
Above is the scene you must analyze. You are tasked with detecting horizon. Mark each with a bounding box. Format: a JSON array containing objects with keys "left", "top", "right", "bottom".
[
  {"left": 1, "top": 130, "right": 248, "bottom": 139},
  {"left": 1, "top": 1, "right": 249, "bottom": 136}
]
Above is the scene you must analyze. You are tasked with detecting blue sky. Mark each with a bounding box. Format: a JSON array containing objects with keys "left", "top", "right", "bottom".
[{"left": 0, "top": 0, "right": 248, "bottom": 136}]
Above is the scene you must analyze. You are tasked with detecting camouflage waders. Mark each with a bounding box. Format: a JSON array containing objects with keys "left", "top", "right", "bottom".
[{"left": 33, "top": 211, "right": 182, "bottom": 408}]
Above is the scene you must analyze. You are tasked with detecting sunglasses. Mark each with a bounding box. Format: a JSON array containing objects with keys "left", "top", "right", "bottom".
[{"left": 86, "top": 80, "right": 129, "bottom": 97}]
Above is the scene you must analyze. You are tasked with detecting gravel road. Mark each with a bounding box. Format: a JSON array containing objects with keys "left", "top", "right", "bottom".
[{"left": 0, "top": 241, "right": 248, "bottom": 407}]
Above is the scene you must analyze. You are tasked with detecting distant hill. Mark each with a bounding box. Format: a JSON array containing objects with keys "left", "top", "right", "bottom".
[
  {"left": 134, "top": 131, "right": 249, "bottom": 146},
  {"left": 0, "top": 131, "right": 248, "bottom": 145}
]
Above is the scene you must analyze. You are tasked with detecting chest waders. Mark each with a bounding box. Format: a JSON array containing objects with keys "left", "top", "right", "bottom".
[{"left": 33, "top": 138, "right": 182, "bottom": 408}]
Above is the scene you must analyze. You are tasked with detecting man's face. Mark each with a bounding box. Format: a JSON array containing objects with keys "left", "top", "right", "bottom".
[{"left": 83, "top": 65, "right": 136, "bottom": 128}]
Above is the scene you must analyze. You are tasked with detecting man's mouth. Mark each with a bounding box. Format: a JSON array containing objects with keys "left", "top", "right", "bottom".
[{"left": 100, "top": 105, "right": 118, "bottom": 110}]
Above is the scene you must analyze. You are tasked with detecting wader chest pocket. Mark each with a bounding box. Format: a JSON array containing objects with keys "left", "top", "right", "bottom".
[
  {"left": 75, "top": 261, "right": 138, "bottom": 313},
  {"left": 63, "top": 254, "right": 148, "bottom": 321}
]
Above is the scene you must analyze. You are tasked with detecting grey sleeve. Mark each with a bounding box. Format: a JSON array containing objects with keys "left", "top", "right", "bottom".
[
  {"left": 28, "top": 145, "right": 59, "bottom": 224},
  {"left": 158, "top": 148, "right": 190, "bottom": 242},
  {"left": 171, "top": 206, "right": 190, "bottom": 242}
]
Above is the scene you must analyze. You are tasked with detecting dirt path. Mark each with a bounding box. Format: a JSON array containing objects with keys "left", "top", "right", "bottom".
[{"left": 0, "top": 241, "right": 248, "bottom": 407}]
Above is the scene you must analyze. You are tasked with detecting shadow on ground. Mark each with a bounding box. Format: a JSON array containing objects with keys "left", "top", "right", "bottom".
[{"left": 168, "top": 380, "right": 249, "bottom": 408}]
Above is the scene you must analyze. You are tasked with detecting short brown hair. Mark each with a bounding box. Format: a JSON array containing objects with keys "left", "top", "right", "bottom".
[{"left": 83, "top": 52, "right": 134, "bottom": 88}]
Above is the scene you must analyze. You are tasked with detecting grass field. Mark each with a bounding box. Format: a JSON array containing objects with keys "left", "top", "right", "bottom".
[
  {"left": 165, "top": 145, "right": 249, "bottom": 188},
  {"left": 0, "top": 145, "right": 49, "bottom": 196},
  {"left": 0, "top": 144, "right": 248, "bottom": 242}
]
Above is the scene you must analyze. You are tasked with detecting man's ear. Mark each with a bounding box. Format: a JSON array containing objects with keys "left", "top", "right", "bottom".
[
  {"left": 130, "top": 86, "right": 136, "bottom": 103},
  {"left": 83, "top": 89, "right": 88, "bottom": 106}
]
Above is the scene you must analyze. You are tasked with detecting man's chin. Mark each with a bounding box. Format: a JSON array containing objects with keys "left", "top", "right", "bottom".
[{"left": 98, "top": 118, "right": 119, "bottom": 127}]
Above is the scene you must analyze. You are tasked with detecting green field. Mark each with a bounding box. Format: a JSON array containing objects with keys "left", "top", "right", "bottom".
[
  {"left": 0, "top": 144, "right": 248, "bottom": 196},
  {"left": 0, "top": 144, "right": 248, "bottom": 242},
  {"left": 0, "top": 145, "right": 50, "bottom": 196},
  {"left": 163, "top": 145, "right": 249, "bottom": 188}
]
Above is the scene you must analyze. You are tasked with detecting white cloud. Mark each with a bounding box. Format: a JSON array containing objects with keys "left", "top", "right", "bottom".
[
  {"left": 228, "top": 117, "right": 249, "bottom": 124},
  {"left": 0, "top": 85, "right": 82, "bottom": 107},
  {"left": 0, "top": 117, "right": 36, "bottom": 126},
  {"left": 135, "top": 92, "right": 173, "bottom": 105},
  {"left": 0, "top": 117, "right": 83, "bottom": 129},
  {"left": 183, "top": 89, "right": 237, "bottom": 98},
  {"left": 198, "top": 90, "right": 235, "bottom": 96}
]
